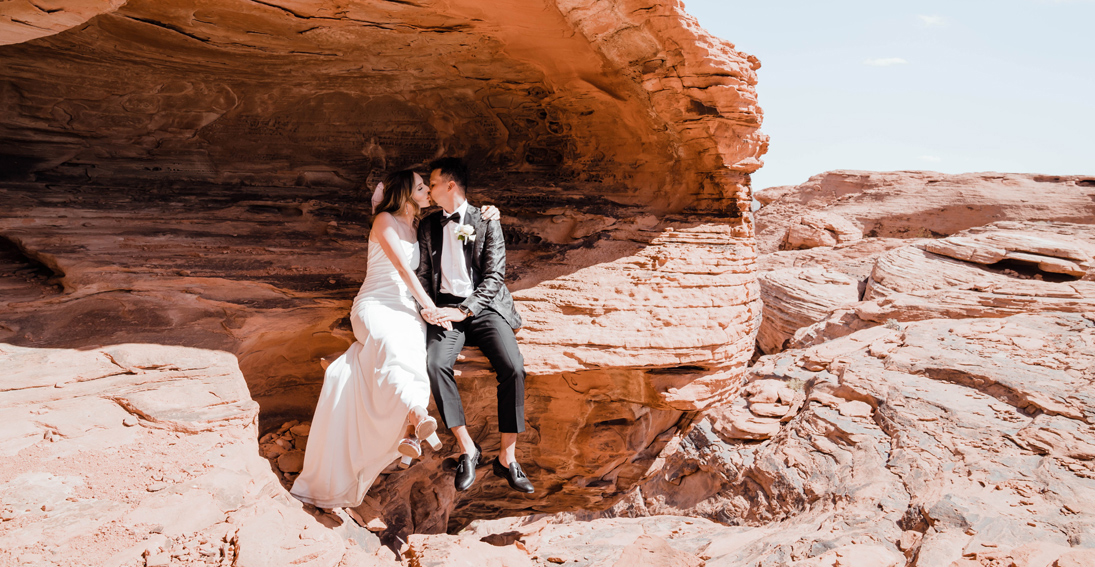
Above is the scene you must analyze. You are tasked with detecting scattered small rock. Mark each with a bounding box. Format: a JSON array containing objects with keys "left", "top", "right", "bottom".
[
  {"left": 837, "top": 400, "right": 873, "bottom": 418},
  {"left": 277, "top": 451, "right": 305, "bottom": 474},
  {"left": 749, "top": 402, "right": 791, "bottom": 418},
  {"left": 123, "top": 416, "right": 139, "bottom": 427},
  {"left": 744, "top": 380, "right": 782, "bottom": 404}
]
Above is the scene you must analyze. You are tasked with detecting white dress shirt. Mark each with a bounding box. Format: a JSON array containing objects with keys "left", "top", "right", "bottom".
[{"left": 440, "top": 200, "right": 474, "bottom": 298}]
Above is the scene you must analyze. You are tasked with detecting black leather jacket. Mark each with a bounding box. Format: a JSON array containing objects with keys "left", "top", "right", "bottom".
[{"left": 416, "top": 205, "right": 522, "bottom": 330}]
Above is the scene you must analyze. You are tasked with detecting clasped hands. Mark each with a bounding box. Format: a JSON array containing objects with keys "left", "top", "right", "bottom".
[{"left": 421, "top": 307, "right": 468, "bottom": 329}]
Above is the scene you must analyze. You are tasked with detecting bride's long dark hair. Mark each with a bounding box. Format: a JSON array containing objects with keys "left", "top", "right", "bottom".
[{"left": 374, "top": 169, "right": 421, "bottom": 217}]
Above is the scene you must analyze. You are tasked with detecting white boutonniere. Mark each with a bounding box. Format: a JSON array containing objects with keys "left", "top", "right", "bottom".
[{"left": 454, "top": 223, "right": 476, "bottom": 243}]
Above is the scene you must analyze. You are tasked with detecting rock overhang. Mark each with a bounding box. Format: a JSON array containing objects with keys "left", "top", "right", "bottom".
[
  {"left": 0, "top": 0, "right": 766, "bottom": 530},
  {"left": 1, "top": 0, "right": 766, "bottom": 216}
]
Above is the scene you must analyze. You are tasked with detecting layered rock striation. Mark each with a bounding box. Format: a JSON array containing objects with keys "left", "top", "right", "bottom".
[
  {"left": 0, "top": 343, "right": 393, "bottom": 566},
  {"left": 0, "top": 0, "right": 765, "bottom": 550},
  {"left": 562, "top": 172, "right": 1095, "bottom": 566},
  {"left": 0, "top": 0, "right": 764, "bottom": 215},
  {"left": 754, "top": 171, "right": 1095, "bottom": 254}
]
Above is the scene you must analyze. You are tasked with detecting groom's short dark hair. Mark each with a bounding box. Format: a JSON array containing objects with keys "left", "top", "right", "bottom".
[{"left": 429, "top": 157, "right": 469, "bottom": 193}]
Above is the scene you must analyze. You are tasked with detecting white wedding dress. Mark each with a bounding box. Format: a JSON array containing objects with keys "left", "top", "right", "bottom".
[{"left": 290, "top": 238, "right": 430, "bottom": 509}]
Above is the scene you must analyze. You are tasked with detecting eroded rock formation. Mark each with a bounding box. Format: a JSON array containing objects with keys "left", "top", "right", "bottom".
[
  {"left": 0, "top": 0, "right": 764, "bottom": 212},
  {"left": 756, "top": 267, "right": 860, "bottom": 355},
  {"left": 549, "top": 177, "right": 1095, "bottom": 567},
  {"left": 0, "top": 343, "right": 392, "bottom": 566},
  {"left": 0, "top": 0, "right": 764, "bottom": 555},
  {"left": 420, "top": 174, "right": 1094, "bottom": 567},
  {"left": 755, "top": 171, "right": 1095, "bottom": 254},
  {"left": 793, "top": 221, "right": 1095, "bottom": 348}
]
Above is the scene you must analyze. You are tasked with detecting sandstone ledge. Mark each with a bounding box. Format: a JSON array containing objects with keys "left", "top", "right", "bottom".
[{"left": 0, "top": 343, "right": 389, "bottom": 566}]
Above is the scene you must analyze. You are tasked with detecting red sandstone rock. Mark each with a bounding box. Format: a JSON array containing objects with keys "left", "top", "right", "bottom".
[
  {"left": 0, "top": 185, "right": 760, "bottom": 536},
  {"left": 0, "top": 343, "right": 395, "bottom": 566},
  {"left": 0, "top": 0, "right": 763, "bottom": 220},
  {"left": 1054, "top": 549, "right": 1095, "bottom": 567},
  {"left": 781, "top": 211, "right": 863, "bottom": 251},
  {"left": 789, "top": 222, "right": 1095, "bottom": 348},
  {"left": 6, "top": 2, "right": 1094, "bottom": 563},
  {"left": 0, "top": 0, "right": 126, "bottom": 45},
  {"left": 789, "top": 545, "right": 903, "bottom": 567},
  {"left": 865, "top": 223, "right": 1095, "bottom": 301},
  {"left": 411, "top": 516, "right": 717, "bottom": 566},
  {"left": 403, "top": 533, "right": 535, "bottom": 566},
  {"left": 758, "top": 238, "right": 919, "bottom": 284},
  {"left": 708, "top": 404, "right": 782, "bottom": 440},
  {"left": 757, "top": 267, "right": 861, "bottom": 354},
  {"left": 0, "top": 0, "right": 764, "bottom": 544},
  {"left": 591, "top": 310, "right": 1095, "bottom": 565},
  {"left": 755, "top": 171, "right": 1095, "bottom": 254}
]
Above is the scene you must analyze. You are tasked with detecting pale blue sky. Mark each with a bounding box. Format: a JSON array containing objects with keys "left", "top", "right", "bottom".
[{"left": 683, "top": 0, "right": 1095, "bottom": 189}]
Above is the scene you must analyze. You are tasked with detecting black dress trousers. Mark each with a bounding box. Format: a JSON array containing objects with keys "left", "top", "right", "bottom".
[{"left": 426, "top": 304, "right": 526, "bottom": 434}]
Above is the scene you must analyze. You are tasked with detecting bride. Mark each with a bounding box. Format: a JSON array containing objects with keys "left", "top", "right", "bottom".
[{"left": 290, "top": 169, "right": 497, "bottom": 510}]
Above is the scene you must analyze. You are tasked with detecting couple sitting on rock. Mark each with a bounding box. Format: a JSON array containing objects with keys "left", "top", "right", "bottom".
[{"left": 290, "top": 158, "right": 533, "bottom": 513}]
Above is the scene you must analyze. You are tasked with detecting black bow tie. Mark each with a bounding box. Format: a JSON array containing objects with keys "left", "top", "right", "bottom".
[{"left": 441, "top": 212, "right": 461, "bottom": 226}]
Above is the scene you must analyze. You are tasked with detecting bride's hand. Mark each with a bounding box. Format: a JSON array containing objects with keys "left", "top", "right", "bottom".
[
  {"left": 421, "top": 308, "right": 452, "bottom": 330},
  {"left": 481, "top": 204, "right": 501, "bottom": 222}
]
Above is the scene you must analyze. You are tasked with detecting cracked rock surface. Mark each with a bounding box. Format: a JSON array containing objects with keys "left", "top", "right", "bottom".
[
  {"left": 433, "top": 178, "right": 1095, "bottom": 567},
  {"left": 0, "top": 343, "right": 392, "bottom": 567},
  {"left": 754, "top": 171, "right": 1095, "bottom": 254}
]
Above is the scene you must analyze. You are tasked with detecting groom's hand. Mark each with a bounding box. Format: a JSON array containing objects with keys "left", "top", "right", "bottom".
[
  {"left": 435, "top": 307, "right": 468, "bottom": 323},
  {"left": 421, "top": 308, "right": 453, "bottom": 330}
]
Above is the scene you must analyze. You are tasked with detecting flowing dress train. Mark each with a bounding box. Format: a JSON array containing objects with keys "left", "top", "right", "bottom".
[{"left": 290, "top": 238, "right": 430, "bottom": 509}]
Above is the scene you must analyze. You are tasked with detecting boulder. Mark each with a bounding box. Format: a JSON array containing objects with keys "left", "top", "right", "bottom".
[
  {"left": 781, "top": 211, "right": 863, "bottom": 250},
  {"left": 0, "top": 343, "right": 391, "bottom": 566},
  {"left": 757, "top": 267, "right": 861, "bottom": 354}
]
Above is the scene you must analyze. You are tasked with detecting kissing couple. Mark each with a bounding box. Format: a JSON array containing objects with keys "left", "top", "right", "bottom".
[{"left": 290, "top": 157, "right": 533, "bottom": 515}]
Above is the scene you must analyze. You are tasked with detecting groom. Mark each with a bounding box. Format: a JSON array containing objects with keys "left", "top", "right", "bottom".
[{"left": 415, "top": 157, "right": 534, "bottom": 494}]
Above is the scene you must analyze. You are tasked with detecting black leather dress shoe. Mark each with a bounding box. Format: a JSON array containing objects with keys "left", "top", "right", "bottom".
[
  {"left": 454, "top": 444, "right": 480, "bottom": 491},
  {"left": 492, "top": 458, "right": 534, "bottom": 493}
]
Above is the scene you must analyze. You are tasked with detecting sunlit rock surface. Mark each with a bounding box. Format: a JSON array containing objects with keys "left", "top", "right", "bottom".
[
  {"left": 0, "top": 343, "right": 392, "bottom": 567},
  {"left": 0, "top": 0, "right": 764, "bottom": 550},
  {"left": 755, "top": 171, "right": 1095, "bottom": 254},
  {"left": 500, "top": 181, "right": 1095, "bottom": 567}
]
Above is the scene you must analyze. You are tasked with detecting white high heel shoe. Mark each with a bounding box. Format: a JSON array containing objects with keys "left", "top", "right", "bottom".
[
  {"left": 396, "top": 415, "right": 443, "bottom": 469},
  {"left": 414, "top": 416, "right": 442, "bottom": 451},
  {"left": 397, "top": 437, "right": 421, "bottom": 470}
]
